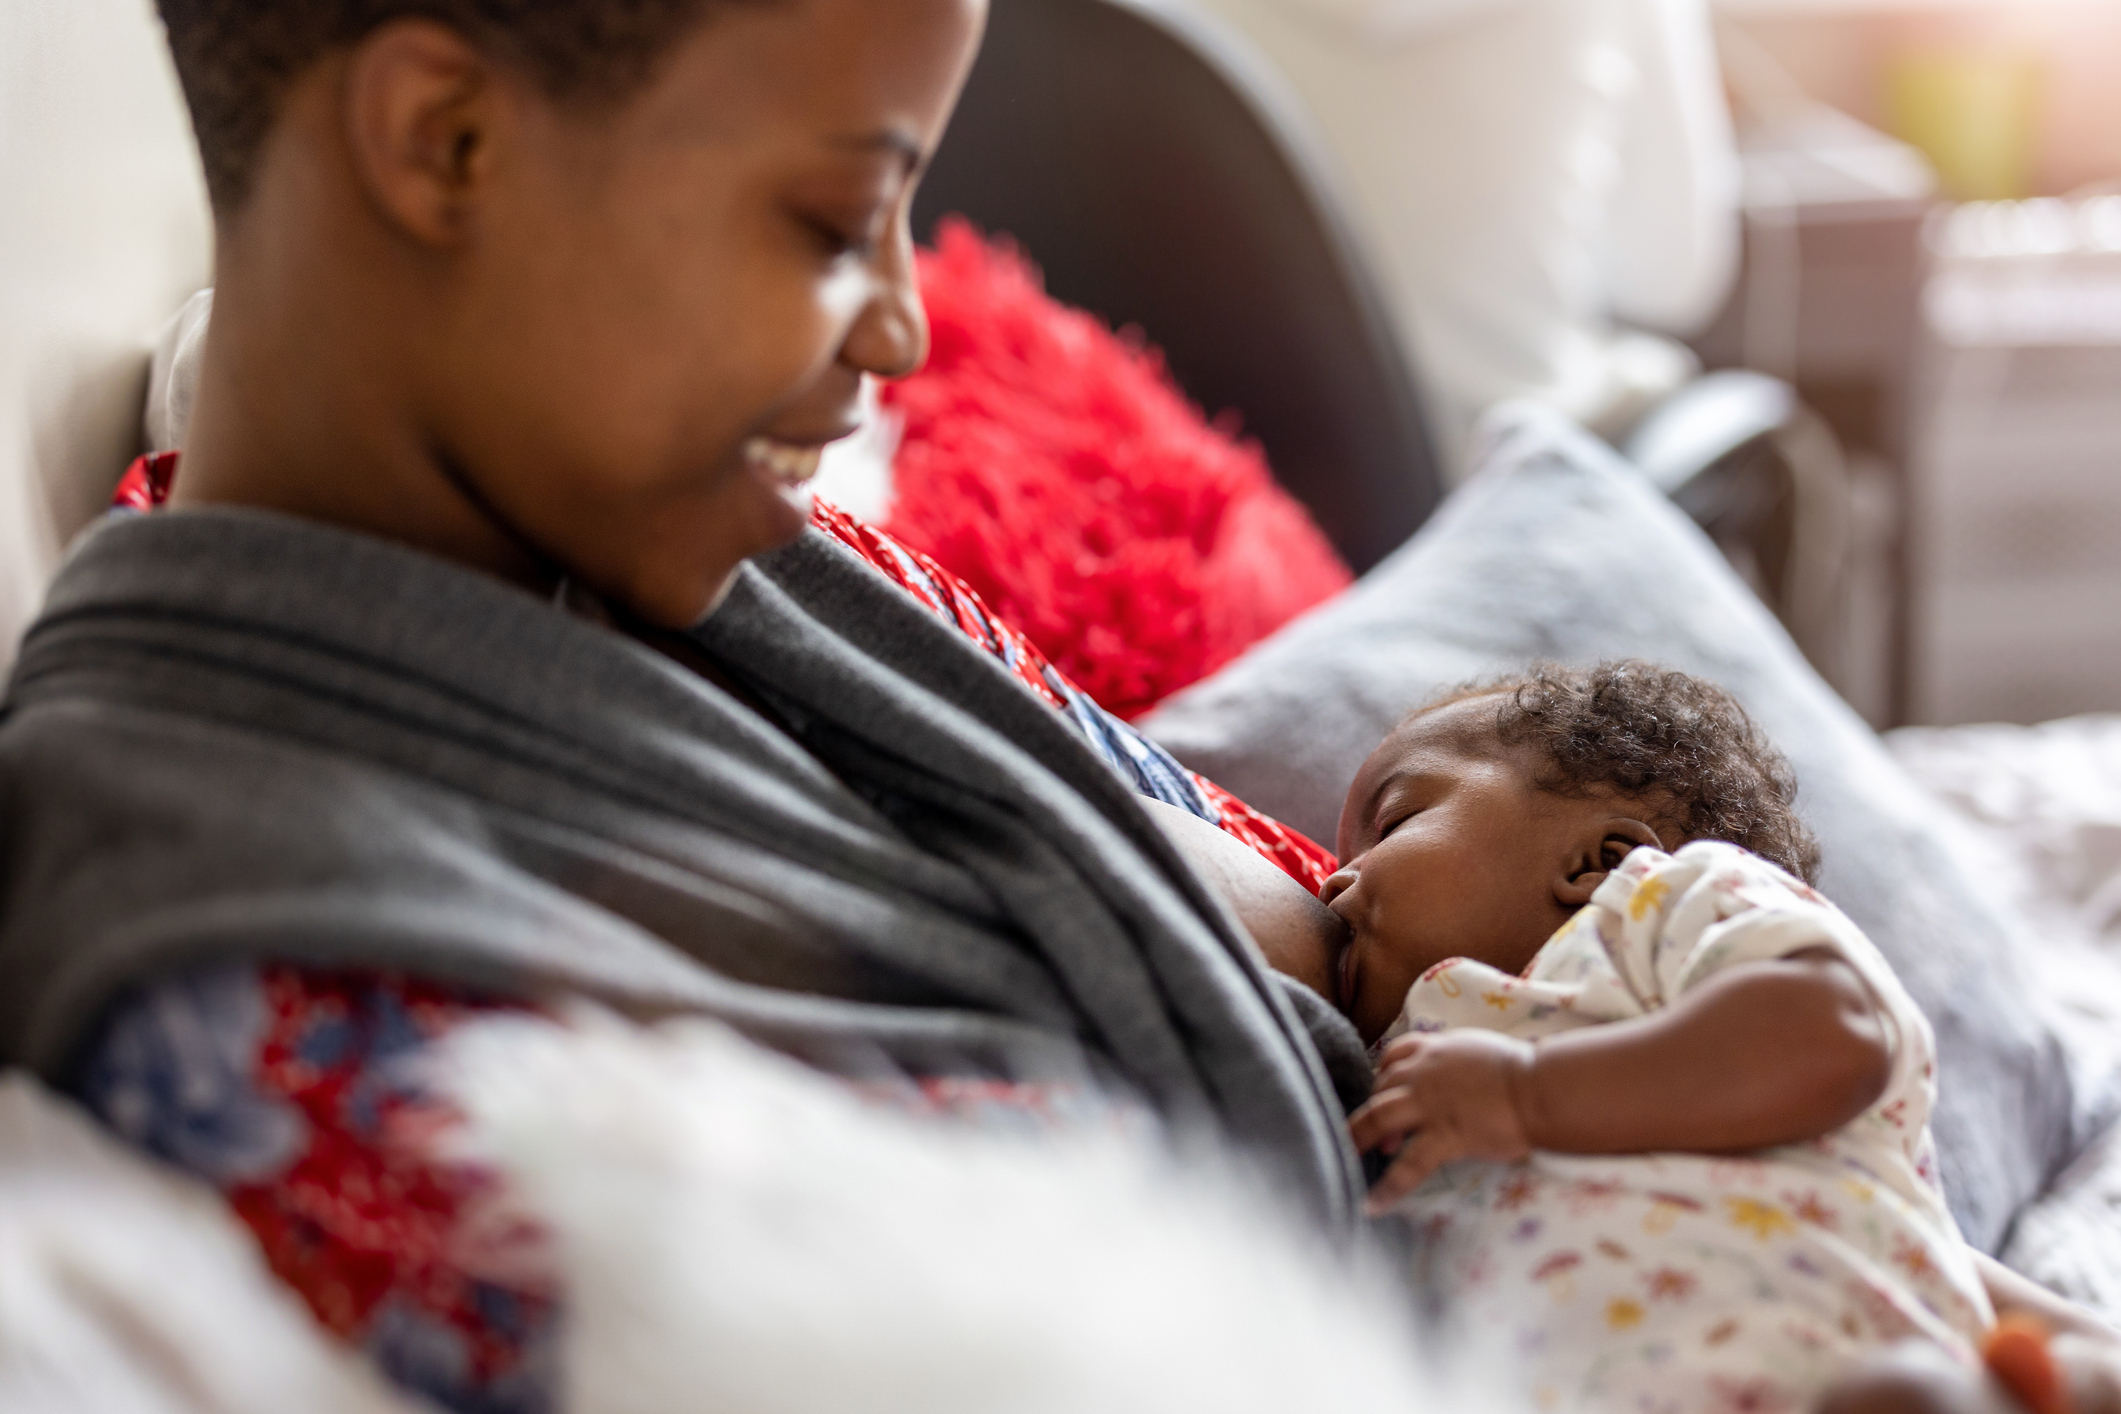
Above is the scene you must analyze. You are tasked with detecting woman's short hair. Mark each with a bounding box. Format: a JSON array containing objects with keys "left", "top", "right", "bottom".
[{"left": 156, "top": 0, "right": 760, "bottom": 212}]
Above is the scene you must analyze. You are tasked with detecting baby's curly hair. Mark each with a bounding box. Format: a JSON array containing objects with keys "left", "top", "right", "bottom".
[{"left": 1418, "top": 661, "right": 1821, "bottom": 884}]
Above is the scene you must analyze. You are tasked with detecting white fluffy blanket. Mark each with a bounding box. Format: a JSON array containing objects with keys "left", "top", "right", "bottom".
[
  {"left": 0, "top": 1073, "right": 422, "bottom": 1414},
  {"left": 0, "top": 1011, "right": 1476, "bottom": 1414}
]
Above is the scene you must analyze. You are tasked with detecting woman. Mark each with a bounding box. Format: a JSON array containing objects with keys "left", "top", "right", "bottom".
[{"left": 0, "top": 1, "right": 1358, "bottom": 1406}]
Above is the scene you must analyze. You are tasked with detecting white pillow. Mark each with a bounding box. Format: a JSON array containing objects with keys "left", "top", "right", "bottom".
[{"left": 0, "top": 0, "right": 211, "bottom": 676}]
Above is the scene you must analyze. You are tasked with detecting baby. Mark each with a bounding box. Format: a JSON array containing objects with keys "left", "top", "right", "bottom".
[{"left": 1325, "top": 660, "right": 1995, "bottom": 1413}]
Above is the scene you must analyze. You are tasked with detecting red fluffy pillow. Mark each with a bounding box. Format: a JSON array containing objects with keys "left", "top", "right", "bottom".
[{"left": 880, "top": 220, "right": 1353, "bottom": 720}]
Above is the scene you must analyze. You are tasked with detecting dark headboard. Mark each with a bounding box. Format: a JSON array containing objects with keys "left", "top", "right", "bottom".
[{"left": 912, "top": 0, "right": 1442, "bottom": 573}]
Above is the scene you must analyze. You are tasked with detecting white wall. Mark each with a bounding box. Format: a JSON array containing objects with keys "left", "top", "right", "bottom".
[{"left": 0, "top": 0, "right": 210, "bottom": 673}]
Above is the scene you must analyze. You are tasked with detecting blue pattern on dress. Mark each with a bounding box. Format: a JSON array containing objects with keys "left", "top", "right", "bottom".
[
  {"left": 79, "top": 973, "right": 555, "bottom": 1414},
  {"left": 1049, "top": 667, "right": 1215, "bottom": 821},
  {"left": 78, "top": 966, "right": 307, "bottom": 1186}
]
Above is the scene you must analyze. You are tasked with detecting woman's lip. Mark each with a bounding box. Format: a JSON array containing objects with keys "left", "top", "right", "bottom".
[{"left": 757, "top": 422, "right": 864, "bottom": 450}]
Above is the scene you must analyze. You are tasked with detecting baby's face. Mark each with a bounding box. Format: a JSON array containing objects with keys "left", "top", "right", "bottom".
[{"left": 1324, "top": 698, "right": 1636, "bottom": 1044}]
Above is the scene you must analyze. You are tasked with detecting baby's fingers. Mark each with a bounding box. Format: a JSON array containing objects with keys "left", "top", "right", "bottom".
[
  {"left": 1349, "top": 1087, "right": 1427, "bottom": 1156},
  {"left": 1375, "top": 1033, "right": 1430, "bottom": 1069},
  {"left": 1365, "top": 1127, "right": 1460, "bottom": 1216},
  {"left": 1367, "top": 1051, "right": 1442, "bottom": 1108}
]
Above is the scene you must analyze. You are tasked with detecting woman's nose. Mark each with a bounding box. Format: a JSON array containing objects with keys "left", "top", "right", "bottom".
[
  {"left": 1319, "top": 867, "right": 1356, "bottom": 907},
  {"left": 842, "top": 229, "right": 929, "bottom": 382}
]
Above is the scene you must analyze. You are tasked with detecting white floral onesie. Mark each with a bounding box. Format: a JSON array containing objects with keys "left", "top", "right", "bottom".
[{"left": 1386, "top": 840, "right": 1992, "bottom": 1414}]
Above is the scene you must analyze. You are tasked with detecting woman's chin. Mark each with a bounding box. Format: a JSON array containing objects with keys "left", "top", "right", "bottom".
[
  {"left": 571, "top": 458, "right": 821, "bottom": 630},
  {"left": 634, "top": 553, "right": 756, "bottom": 629},
  {"left": 761, "top": 474, "right": 816, "bottom": 547},
  {"left": 655, "top": 519, "right": 817, "bottom": 629},
  {"left": 740, "top": 441, "right": 821, "bottom": 546}
]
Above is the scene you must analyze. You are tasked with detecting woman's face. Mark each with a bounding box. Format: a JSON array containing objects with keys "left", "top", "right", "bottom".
[{"left": 436, "top": 0, "right": 986, "bottom": 626}]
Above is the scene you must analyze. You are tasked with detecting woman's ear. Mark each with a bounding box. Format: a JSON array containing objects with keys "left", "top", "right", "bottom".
[
  {"left": 1554, "top": 816, "right": 1666, "bottom": 906},
  {"left": 342, "top": 19, "right": 499, "bottom": 248}
]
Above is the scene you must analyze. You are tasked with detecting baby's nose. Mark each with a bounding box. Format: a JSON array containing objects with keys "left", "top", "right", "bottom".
[{"left": 1318, "top": 867, "right": 1356, "bottom": 908}]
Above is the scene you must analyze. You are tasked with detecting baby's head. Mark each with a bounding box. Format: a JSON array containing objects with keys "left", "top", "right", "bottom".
[{"left": 1322, "top": 661, "right": 1819, "bottom": 1043}]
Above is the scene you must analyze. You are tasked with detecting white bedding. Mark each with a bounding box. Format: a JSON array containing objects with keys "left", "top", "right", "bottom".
[
  {"left": 1889, "top": 714, "right": 2121, "bottom": 1322},
  {"left": 0, "top": 1012, "right": 1475, "bottom": 1414},
  {"left": 1888, "top": 716, "right": 2121, "bottom": 964}
]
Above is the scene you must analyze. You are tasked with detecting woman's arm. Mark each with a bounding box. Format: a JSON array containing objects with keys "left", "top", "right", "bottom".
[{"left": 1353, "top": 948, "right": 1892, "bottom": 1211}]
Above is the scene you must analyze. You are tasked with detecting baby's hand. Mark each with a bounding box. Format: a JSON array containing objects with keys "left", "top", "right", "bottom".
[{"left": 1349, "top": 1030, "right": 1537, "bottom": 1216}]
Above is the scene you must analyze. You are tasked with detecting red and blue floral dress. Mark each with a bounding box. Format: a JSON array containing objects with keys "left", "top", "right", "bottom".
[{"left": 78, "top": 455, "right": 1336, "bottom": 1414}]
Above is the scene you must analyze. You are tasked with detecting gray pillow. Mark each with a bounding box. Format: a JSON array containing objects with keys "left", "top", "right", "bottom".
[{"left": 1142, "top": 404, "right": 2085, "bottom": 1253}]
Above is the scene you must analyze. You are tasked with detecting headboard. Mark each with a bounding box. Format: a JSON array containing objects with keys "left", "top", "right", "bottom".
[
  {"left": 911, "top": 0, "right": 1442, "bottom": 575},
  {"left": 0, "top": 0, "right": 210, "bottom": 675}
]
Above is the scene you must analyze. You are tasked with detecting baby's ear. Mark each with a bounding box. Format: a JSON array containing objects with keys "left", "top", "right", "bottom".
[{"left": 1554, "top": 817, "right": 1665, "bottom": 906}]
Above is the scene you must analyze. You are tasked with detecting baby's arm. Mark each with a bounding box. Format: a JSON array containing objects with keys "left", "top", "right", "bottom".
[{"left": 1353, "top": 947, "right": 1891, "bottom": 1213}]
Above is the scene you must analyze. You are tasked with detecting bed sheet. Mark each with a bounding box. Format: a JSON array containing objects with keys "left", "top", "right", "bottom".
[{"left": 1888, "top": 714, "right": 2121, "bottom": 1320}]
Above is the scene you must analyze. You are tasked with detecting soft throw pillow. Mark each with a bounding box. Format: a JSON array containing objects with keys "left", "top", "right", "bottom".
[
  {"left": 1140, "top": 403, "right": 2095, "bottom": 1253},
  {"left": 880, "top": 220, "right": 1353, "bottom": 720}
]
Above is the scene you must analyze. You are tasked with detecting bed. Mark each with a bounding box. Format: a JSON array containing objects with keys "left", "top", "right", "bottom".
[
  {"left": 1888, "top": 715, "right": 2121, "bottom": 1317},
  {"left": 6, "top": 1, "right": 2121, "bottom": 1406}
]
